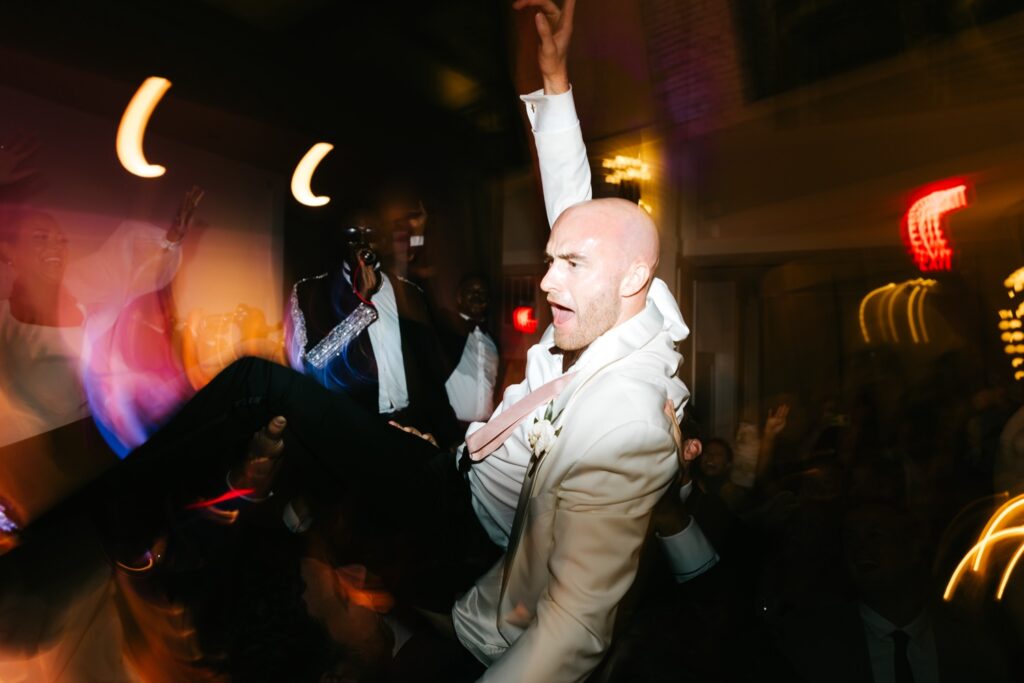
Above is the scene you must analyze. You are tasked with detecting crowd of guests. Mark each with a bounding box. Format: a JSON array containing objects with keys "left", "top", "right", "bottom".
[{"left": 596, "top": 357, "right": 1023, "bottom": 681}]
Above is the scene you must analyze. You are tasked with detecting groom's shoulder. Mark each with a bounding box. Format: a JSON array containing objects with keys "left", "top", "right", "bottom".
[{"left": 574, "top": 366, "right": 669, "bottom": 427}]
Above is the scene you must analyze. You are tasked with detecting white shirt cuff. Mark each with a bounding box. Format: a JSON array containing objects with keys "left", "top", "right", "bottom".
[
  {"left": 678, "top": 479, "right": 694, "bottom": 504},
  {"left": 656, "top": 517, "right": 719, "bottom": 583},
  {"left": 520, "top": 87, "right": 579, "bottom": 133}
]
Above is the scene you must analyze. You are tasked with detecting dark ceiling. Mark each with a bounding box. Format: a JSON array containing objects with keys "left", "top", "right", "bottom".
[{"left": 2, "top": 0, "right": 528, "bottom": 185}]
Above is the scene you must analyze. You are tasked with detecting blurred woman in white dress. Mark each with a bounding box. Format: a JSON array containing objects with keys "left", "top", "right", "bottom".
[{"left": 0, "top": 188, "right": 201, "bottom": 527}]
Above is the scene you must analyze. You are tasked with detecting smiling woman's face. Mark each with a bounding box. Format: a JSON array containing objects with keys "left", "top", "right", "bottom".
[{"left": 3, "top": 212, "right": 68, "bottom": 286}]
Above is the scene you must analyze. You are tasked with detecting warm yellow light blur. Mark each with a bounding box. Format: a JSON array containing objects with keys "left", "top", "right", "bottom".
[
  {"left": 972, "top": 495, "right": 1024, "bottom": 570},
  {"left": 859, "top": 279, "right": 935, "bottom": 344},
  {"left": 1005, "top": 266, "right": 1024, "bottom": 292},
  {"left": 944, "top": 527, "right": 1024, "bottom": 601},
  {"left": 946, "top": 492, "right": 1024, "bottom": 602},
  {"left": 181, "top": 305, "right": 285, "bottom": 390},
  {"left": 884, "top": 283, "right": 907, "bottom": 342},
  {"left": 116, "top": 76, "right": 171, "bottom": 178},
  {"left": 917, "top": 286, "right": 931, "bottom": 343},
  {"left": 291, "top": 142, "right": 333, "bottom": 207},
  {"left": 602, "top": 155, "right": 652, "bottom": 185},
  {"left": 906, "top": 286, "right": 923, "bottom": 343},
  {"left": 997, "top": 267, "right": 1024, "bottom": 381},
  {"left": 859, "top": 283, "right": 894, "bottom": 344}
]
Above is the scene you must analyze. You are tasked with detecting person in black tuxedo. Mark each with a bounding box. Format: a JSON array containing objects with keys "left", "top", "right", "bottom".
[{"left": 286, "top": 210, "right": 461, "bottom": 451}]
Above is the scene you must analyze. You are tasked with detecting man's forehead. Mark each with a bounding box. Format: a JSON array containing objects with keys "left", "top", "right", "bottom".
[{"left": 546, "top": 220, "right": 605, "bottom": 255}]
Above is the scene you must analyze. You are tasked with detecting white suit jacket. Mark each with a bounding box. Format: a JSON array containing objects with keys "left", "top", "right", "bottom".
[
  {"left": 453, "top": 299, "right": 683, "bottom": 681},
  {"left": 452, "top": 88, "right": 691, "bottom": 682}
]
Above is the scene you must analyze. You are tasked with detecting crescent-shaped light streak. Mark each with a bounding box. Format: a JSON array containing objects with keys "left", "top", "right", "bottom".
[
  {"left": 906, "top": 285, "right": 922, "bottom": 344},
  {"left": 883, "top": 283, "right": 907, "bottom": 343},
  {"left": 945, "top": 527, "right": 1024, "bottom": 601},
  {"left": 116, "top": 76, "right": 171, "bottom": 178},
  {"left": 859, "top": 283, "right": 894, "bottom": 344},
  {"left": 917, "top": 285, "right": 931, "bottom": 343},
  {"left": 291, "top": 143, "right": 334, "bottom": 207},
  {"left": 996, "top": 543, "right": 1024, "bottom": 600},
  {"left": 972, "top": 495, "right": 1024, "bottom": 571}
]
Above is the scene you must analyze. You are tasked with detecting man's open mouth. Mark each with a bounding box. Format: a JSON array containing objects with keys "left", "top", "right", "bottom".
[{"left": 549, "top": 301, "right": 575, "bottom": 326}]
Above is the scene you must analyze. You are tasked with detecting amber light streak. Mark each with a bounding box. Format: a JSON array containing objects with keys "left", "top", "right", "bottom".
[
  {"left": 116, "top": 76, "right": 172, "bottom": 178},
  {"left": 291, "top": 142, "right": 334, "bottom": 207},
  {"left": 945, "top": 492, "right": 1024, "bottom": 601},
  {"left": 858, "top": 279, "right": 935, "bottom": 344},
  {"left": 903, "top": 184, "right": 968, "bottom": 272}
]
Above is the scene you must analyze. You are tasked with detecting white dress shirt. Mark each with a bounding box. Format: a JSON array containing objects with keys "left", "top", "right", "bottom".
[
  {"left": 444, "top": 315, "right": 498, "bottom": 422},
  {"left": 363, "top": 273, "right": 409, "bottom": 414},
  {"left": 859, "top": 602, "right": 939, "bottom": 683}
]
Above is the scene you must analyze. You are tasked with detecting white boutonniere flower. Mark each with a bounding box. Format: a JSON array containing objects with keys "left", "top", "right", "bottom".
[{"left": 527, "top": 401, "right": 562, "bottom": 476}]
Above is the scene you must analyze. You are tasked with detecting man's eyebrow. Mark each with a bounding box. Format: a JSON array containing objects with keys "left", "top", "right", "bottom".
[{"left": 544, "top": 251, "right": 587, "bottom": 262}]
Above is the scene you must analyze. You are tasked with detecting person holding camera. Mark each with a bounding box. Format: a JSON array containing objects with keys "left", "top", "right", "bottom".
[{"left": 285, "top": 209, "right": 461, "bottom": 452}]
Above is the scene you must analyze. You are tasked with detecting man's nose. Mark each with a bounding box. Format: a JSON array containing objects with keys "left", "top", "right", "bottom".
[{"left": 540, "top": 266, "right": 557, "bottom": 293}]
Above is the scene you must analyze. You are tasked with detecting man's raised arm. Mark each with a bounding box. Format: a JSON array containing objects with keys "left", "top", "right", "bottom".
[{"left": 515, "top": 0, "right": 591, "bottom": 227}]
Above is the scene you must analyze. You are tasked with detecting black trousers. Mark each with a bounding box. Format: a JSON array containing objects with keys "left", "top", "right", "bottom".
[{"left": 102, "top": 356, "right": 498, "bottom": 609}]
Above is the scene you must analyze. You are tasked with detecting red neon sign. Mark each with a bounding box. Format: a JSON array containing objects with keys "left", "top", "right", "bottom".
[
  {"left": 512, "top": 306, "right": 538, "bottom": 334},
  {"left": 903, "top": 182, "right": 968, "bottom": 272}
]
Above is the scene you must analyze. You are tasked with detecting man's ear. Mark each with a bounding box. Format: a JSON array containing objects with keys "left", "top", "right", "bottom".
[
  {"left": 619, "top": 261, "right": 651, "bottom": 298},
  {"left": 683, "top": 438, "right": 702, "bottom": 462}
]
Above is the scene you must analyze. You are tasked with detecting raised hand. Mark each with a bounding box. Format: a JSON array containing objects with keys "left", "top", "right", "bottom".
[
  {"left": 0, "top": 134, "right": 39, "bottom": 186},
  {"left": 764, "top": 404, "right": 789, "bottom": 440},
  {"left": 353, "top": 253, "right": 382, "bottom": 302},
  {"left": 227, "top": 416, "right": 287, "bottom": 500},
  {"left": 513, "top": 0, "right": 576, "bottom": 94},
  {"left": 663, "top": 399, "right": 701, "bottom": 485},
  {"left": 166, "top": 185, "right": 204, "bottom": 244}
]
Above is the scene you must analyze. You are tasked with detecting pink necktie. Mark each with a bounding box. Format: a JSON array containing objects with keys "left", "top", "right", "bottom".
[{"left": 465, "top": 373, "right": 576, "bottom": 461}]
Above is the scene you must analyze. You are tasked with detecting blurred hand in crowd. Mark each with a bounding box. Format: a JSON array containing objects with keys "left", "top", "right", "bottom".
[
  {"left": 0, "top": 134, "right": 38, "bottom": 186},
  {"left": 165, "top": 185, "right": 204, "bottom": 244}
]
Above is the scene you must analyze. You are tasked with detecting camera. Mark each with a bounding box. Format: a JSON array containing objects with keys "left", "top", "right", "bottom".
[
  {"left": 339, "top": 224, "right": 380, "bottom": 272},
  {"left": 338, "top": 223, "right": 382, "bottom": 299}
]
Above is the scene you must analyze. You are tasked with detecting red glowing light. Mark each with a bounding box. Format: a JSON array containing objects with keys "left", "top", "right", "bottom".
[
  {"left": 512, "top": 306, "right": 538, "bottom": 334},
  {"left": 185, "top": 488, "right": 256, "bottom": 510},
  {"left": 903, "top": 182, "right": 968, "bottom": 272}
]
